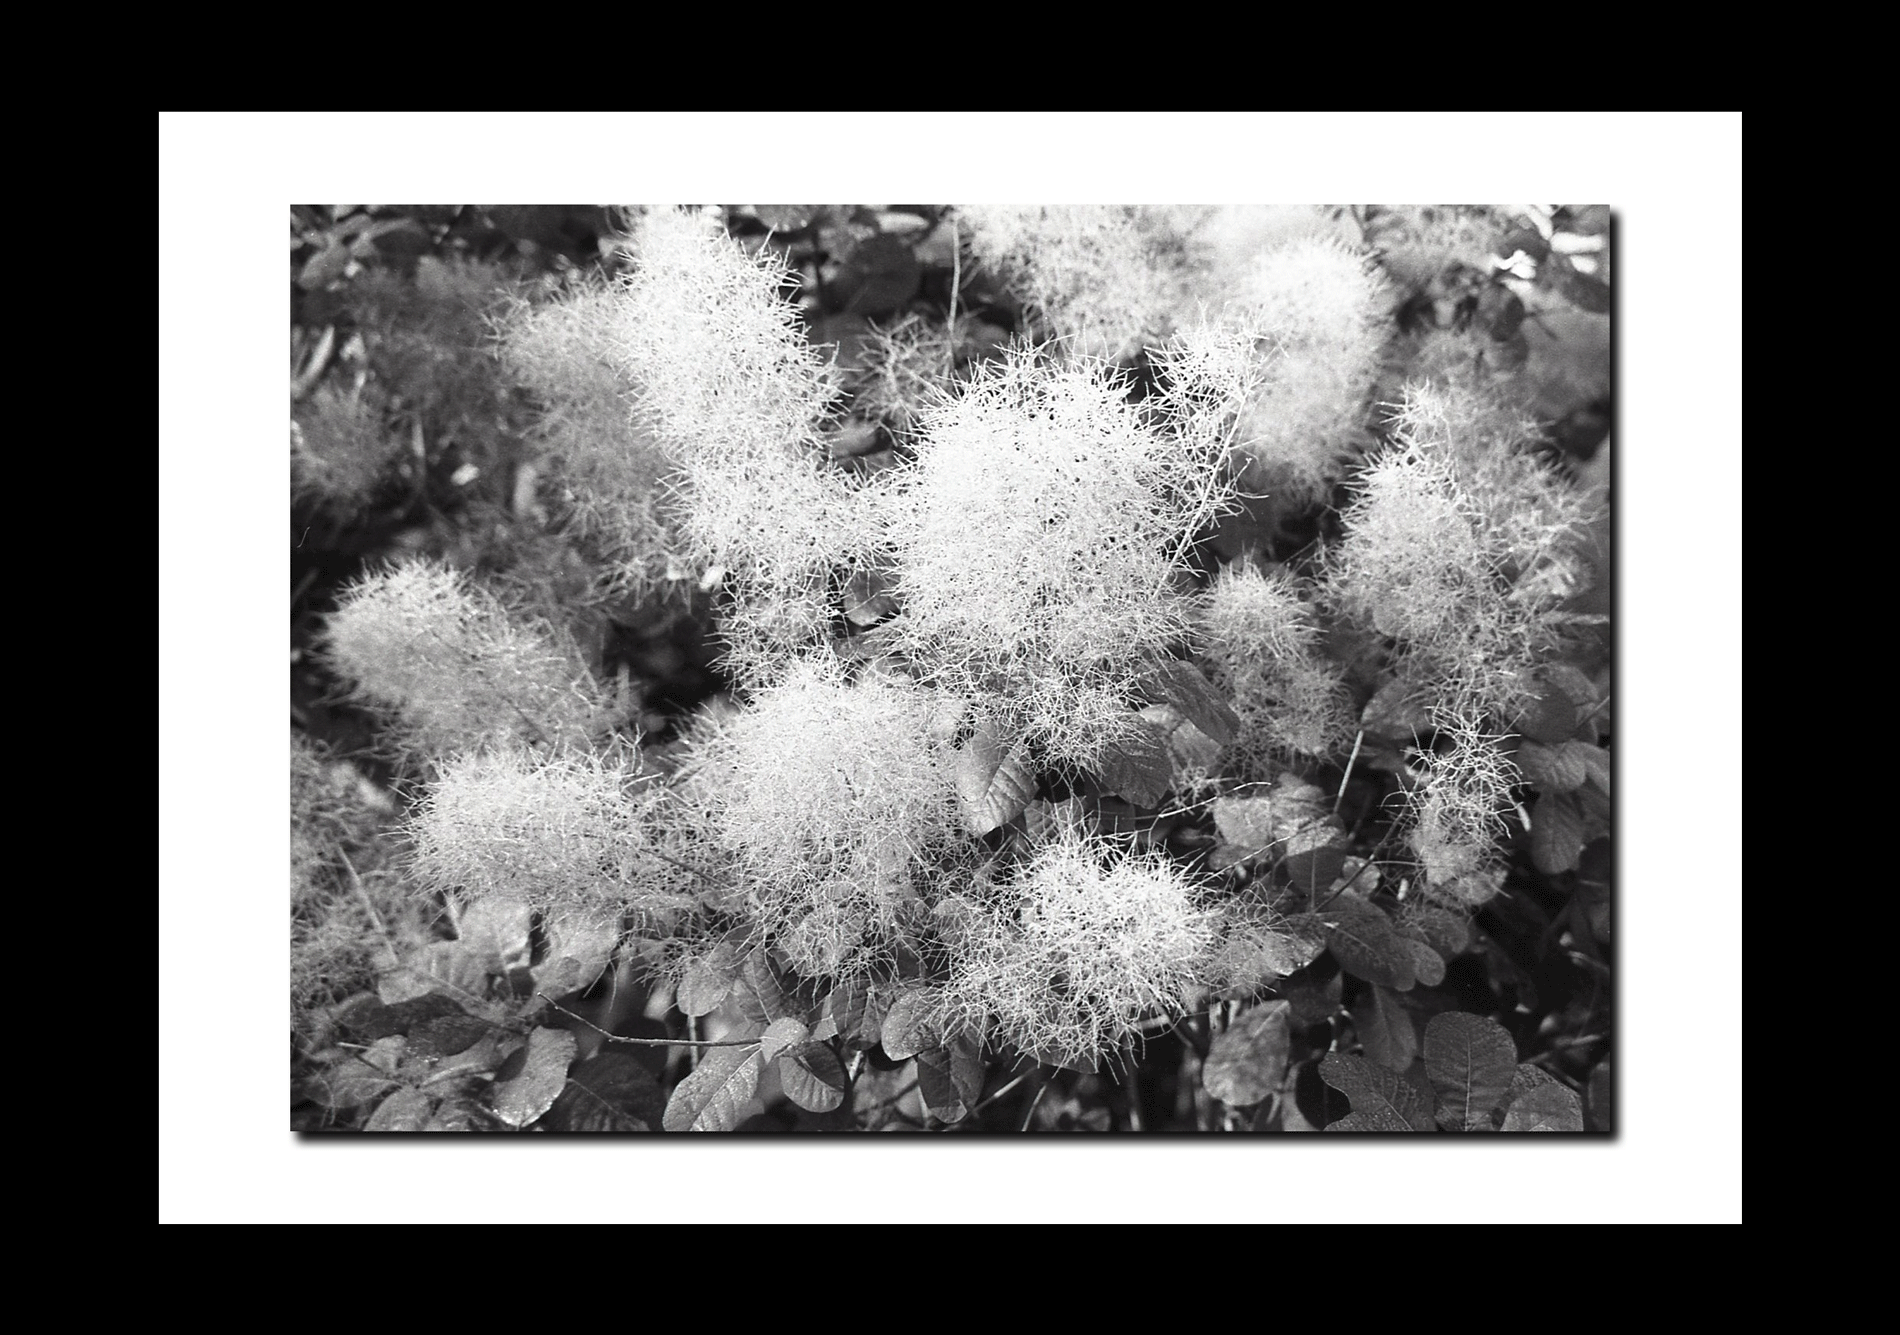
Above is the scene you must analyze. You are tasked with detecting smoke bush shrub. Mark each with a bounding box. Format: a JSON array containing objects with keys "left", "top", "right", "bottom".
[
  {"left": 940, "top": 828, "right": 1219, "bottom": 1068},
  {"left": 887, "top": 348, "right": 1233, "bottom": 770},
  {"left": 291, "top": 733, "right": 435, "bottom": 1034},
  {"left": 291, "top": 381, "right": 401, "bottom": 514},
  {"left": 1404, "top": 709, "right": 1520, "bottom": 905},
  {"left": 960, "top": 205, "right": 1197, "bottom": 360},
  {"left": 679, "top": 652, "right": 961, "bottom": 977},
  {"left": 499, "top": 280, "right": 679, "bottom": 592},
  {"left": 1221, "top": 236, "right": 1391, "bottom": 505},
  {"left": 608, "top": 207, "right": 878, "bottom": 687},
  {"left": 1326, "top": 381, "right": 1598, "bottom": 720},
  {"left": 322, "top": 558, "right": 609, "bottom": 757},
  {"left": 287, "top": 203, "right": 1613, "bottom": 1134},
  {"left": 1198, "top": 563, "right": 1353, "bottom": 770},
  {"left": 407, "top": 744, "right": 688, "bottom": 932}
]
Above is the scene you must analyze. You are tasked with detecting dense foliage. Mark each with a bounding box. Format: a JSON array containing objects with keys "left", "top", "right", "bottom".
[{"left": 289, "top": 203, "right": 1612, "bottom": 1134}]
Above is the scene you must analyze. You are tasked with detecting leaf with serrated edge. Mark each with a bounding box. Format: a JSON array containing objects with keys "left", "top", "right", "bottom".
[
  {"left": 953, "top": 716, "right": 1036, "bottom": 836},
  {"left": 1317, "top": 1052, "right": 1431, "bottom": 1131},
  {"left": 1324, "top": 898, "right": 1417, "bottom": 990},
  {"left": 493, "top": 1027, "right": 578, "bottom": 1128},
  {"left": 1351, "top": 984, "right": 1418, "bottom": 1072},
  {"left": 880, "top": 986, "right": 946, "bottom": 1062},
  {"left": 758, "top": 1017, "right": 809, "bottom": 1065},
  {"left": 1203, "top": 1001, "right": 1291, "bottom": 1106},
  {"left": 1424, "top": 1012, "right": 1518, "bottom": 1131},
  {"left": 779, "top": 1042, "right": 848, "bottom": 1113},
  {"left": 662, "top": 1045, "right": 764, "bottom": 1132}
]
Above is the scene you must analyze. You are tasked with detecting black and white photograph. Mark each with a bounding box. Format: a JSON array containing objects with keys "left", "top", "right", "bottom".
[{"left": 161, "top": 114, "right": 1739, "bottom": 1221}]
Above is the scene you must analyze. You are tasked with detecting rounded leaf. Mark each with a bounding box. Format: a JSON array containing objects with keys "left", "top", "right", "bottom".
[
  {"left": 493, "top": 1027, "right": 578, "bottom": 1128},
  {"left": 662, "top": 1046, "right": 764, "bottom": 1133},
  {"left": 1423, "top": 1012, "right": 1517, "bottom": 1131},
  {"left": 1203, "top": 1001, "right": 1291, "bottom": 1107}
]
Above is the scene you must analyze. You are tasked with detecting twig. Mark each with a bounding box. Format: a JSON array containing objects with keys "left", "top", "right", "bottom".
[
  {"left": 1020, "top": 1079, "right": 1048, "bottom": 1132},
  {"left": 337, "top": 850, "right": 395, "bottom": 964},
  {"left": 1334, "top": 729, "right": 1363, "bottom": 818},
  {"left": 969, "top": 1069, "right": 1031, "bottom": 1117},
  {"left": 533, "top": 994, "right": 762, "bottom": 1048},
  {"left": 945, "top": 213, "right": 962, "bottom": 375},
  {"left": 291, "top": 324, "right": 335, "bottom": 401}
]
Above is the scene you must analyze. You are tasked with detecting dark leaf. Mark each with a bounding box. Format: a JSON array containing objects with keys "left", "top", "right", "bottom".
[
  {"left": 1424, "top": 1012, "right": 1517, "bottom": 1131},
  {"left": 1531, "top": 790, "right": 1586, "bottom": 875},
  {"left": 1558, "top": 266, "right": 1612, "bottom": 314},
  {"left": 662, "top": 1045, "right": 764, "bottom": 1133},
  {"left": 836, "top": 232, "right": 921, "bottom": 318},
  {"left": 1399, "top": 905, "right": 1471, "bottom": 960},
  {"left": 363, "top": 1087, "right": 435, "bottom": 1132},
  {"left": 1283, "top": 845, "right": 1353, "bottom": 899},
  {"left": 757, "top": 1017, "right": 810, "bottom": 1065},
  {"left": 1586, "top": 1056, "right": 1614, "bottom": 1133},
  {"left": 754, "top": 205, "right": 821, "bottom": 232},
  {"left": 842, "top": 565, "right": 898, "bottom": 625},
  {"left": 916, "top": 1031, "right": 986, "bottom": 1123},
  {"left": 1324, "top": 898, "right": 1417, "bottom": 990},
  {"left": 546, "top": 1052, "right": 664, "bottom": 1132},
  {"left": 953, "top": 716, "right": 1036, "bottom": 836},
  {"left": 880, "top": 986, "right": 947, "bottom": 1062},
  {"left": 493, "top": 1027, "right": 578, "bottom": 1128},
  {"left": 678, "top": 942, "right": 743, "bottom": 1018},
  {"left": 1495, "top": 226, "right": 1550, "bottom": 262},
  {"left": 1502, "top": 1064, "right": 1586, "bottom": 1132},
  {"left": 1143, "top": 660, "right": 1240, "bottom": 748},
  {"left": 340, "top": 992, "right": 466, "bottom": 1043},
  {"left": 1096, "top": 716, "right": 1173, "bottom": 808},
  {"left": 1203, "top": 1001, "right": 1291, "bottom": 1106},
  {"left": 730, "top": 949, "right": 803, "bottom": 1027},
  {"left": 1279, "top": 969, "right": 1343, "bottom": 1026},
  {"left": 1317, "top": 1053, "right": 1431, "bottom": 1132},
  {"left": 404, "top": 1014, "right": 493, "bottom": 1062},
  {"left": 779, "top": 1041, "right": 849, "bottom": 1114},
  {"left": 811, "top": 976, "right": 869, "bottom": 1045},
  {"left": 1351, "top": 984, "right": 1418, "bottom": 1072},
  {"left": 1517, "top": 739, "right": 1588, "bottom": 792}
]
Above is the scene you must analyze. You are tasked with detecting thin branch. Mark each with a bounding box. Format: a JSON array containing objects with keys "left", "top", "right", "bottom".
[
  {"left": 1019, "top": 1079, "right": 1048, "bottom": 1132},
  {"left": 969, "top": 1069, "right": 1031, "bottom": 1117},
  {"left": 533, "top": 994, "right": 762, "bottom": 1048},
  {"left": 1334, "top": 728, "right": 1364, "bottom": 818}
]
